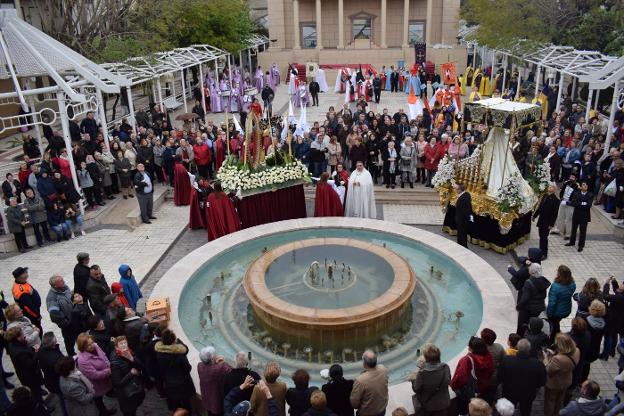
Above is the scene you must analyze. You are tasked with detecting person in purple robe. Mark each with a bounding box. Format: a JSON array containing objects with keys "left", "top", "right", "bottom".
[
  {"left": 269, "top": 64, "right": 280, "bottom": 89},
  {"left": 207, "top": 72, "right": 222, "bottom": 113},
  {"left": 219, "top": 78, "right": 230, "bottom": 111},
  {"left": 254, "top": 66, "right": 264, "bottom": 91},
  {"left": 293, "top": 81, "right": 310, "bottom": 108}
]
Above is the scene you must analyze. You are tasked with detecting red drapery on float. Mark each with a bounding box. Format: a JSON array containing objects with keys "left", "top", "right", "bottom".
[{"left": 235, "top": 185, "right": 307, "bottom": 229}]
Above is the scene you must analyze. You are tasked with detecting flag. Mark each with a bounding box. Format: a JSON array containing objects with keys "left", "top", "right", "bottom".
[
  {"left": 441, "top": 63, "right": 456, "bottom": 86},
  {"left": 232, "top": 114, "right": 243, "bottom": 134},
  {"left": 281, "top": 114, "right": 288, "bottom": 141},
  {"left": 288, "top": 99, "right": 296, "bottom": 124},
  {"left": 407, "top": 84, "right": 423, "bottom": 121}
]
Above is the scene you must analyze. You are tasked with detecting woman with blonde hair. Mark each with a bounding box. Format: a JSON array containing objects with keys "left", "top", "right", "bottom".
[
  {"left": 543, "top": 333, "right": 580, "bottom": 416},
  {"left": 251, "top": 361, "right": 287, "bottom": 416},
  {"left": 468, "top": 398, "right": 492, "bottom": 416},
  {"left": 4, "top": 303, "right": 40, "bottom": 349}
]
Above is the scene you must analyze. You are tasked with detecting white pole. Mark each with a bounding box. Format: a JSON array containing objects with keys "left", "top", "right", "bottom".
[
  {"left": 515, "top": 69, "right": 522, "bottom": 101},
  {"left": 156, "top": 78, "right": 164, "bottom": 110},
  {"left": 501, "top": 55, "right": 507, "bottom": 93},
  {"left": 180, "top": 69, "right": 188, "bottom": 113},
  {"left": 24, "top": 80, "right": 44, "bottom": 157},
  {"left": 56, "top": 91, "right": 85, "bottom": 216},
  {"left": 490, "top": 51, "right": 496, "bottom": 95},
  {"left": 198, "top": 63, "right": 207, "bottom": 118},
  {"left": 227, "top": 54, "right": 234, "bottom": 112},
  {"left": 472, "top": 43, "right": 477, "bottom": 67},
  {"left": 152, "top": 82, "right": 158, "bottom": 104},
  {"left": 248, "top": 49, "right": 252, "bottom": 72},
  {"left": 571, "top": 76, "right": 577, "bottom": 101},
  {"left": 172, "top": 73, "right": 177, "bottom": 100},
  {"left": 603, "top": 81, "right": 620, "bottom": 157},
  {"left": 595, "top": 89, "right": 600, "bottom": 110},
  {"left": 95, "top": 88, "right": 111, "bottom": 151},
  {"left": 126, "top": 86, "right": 136, "bottom": 133},
  {"left": 585, "top": 89, "right": 593, "bottom": 121},
  {"left": 534, "top": 65, "right": 541, "bottom": 97},
  {"left": 239, "top": 51, "right": 243, "bottom": 69},
  {"left": 555, "top": 74, "right": 564, "bottom": 112}
]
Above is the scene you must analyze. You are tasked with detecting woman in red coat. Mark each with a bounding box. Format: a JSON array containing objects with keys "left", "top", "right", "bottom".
[
  {"left": 314, "top": 173, "right": 343, "bottom": 217},
  {"left": 173, "top": 155, "right": 192, "bottom": 206},
  {"left": 214, "top": 132, "right": 226, "bottom": 171},
  {"left": 205, "top": 182, "right": 241, "bottom": 241},
  {"left": 193, "top": 137, "right": 212, "bottom": 180},
  {"left": 450, "top": 337, "right": 495, "bottom": 415},
  {"left": 424, "top": 137, "right": 444, "bottom": 188}
]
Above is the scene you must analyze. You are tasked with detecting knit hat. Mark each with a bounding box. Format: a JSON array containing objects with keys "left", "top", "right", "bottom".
[
  {"left": 12, "top": 267, "right": 28, "bottom": 279},
  {"left": 232, "top": 401, "right": 250, "bottom": 416},
  {"left": 76, "top": 252, "right": 90, "bottom": 262}
]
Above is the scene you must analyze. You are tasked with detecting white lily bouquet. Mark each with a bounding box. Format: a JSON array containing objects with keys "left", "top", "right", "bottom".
[
  {"left": 217, "top": 159, "right": 311, "bottom": 195},
  {"left": 495, "top": 173, "right": 529, "bottom": 213},
  {"left": 432, "top": 155, "right": 457, "bottom": 189}
]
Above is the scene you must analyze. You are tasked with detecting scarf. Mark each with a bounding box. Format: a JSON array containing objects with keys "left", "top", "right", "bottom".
[{"left": 388, "top": 148, "right": 397, "bottom": 174}]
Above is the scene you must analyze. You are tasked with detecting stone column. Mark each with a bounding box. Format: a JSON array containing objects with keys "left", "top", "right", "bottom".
[
  {"left": 425, "top": 0, "right": 433, "bottom": 43},
  {"left": 315, "top": 0, "right": 323, "bottom": 49},
  {"left": 293, "top": 0, "right": 301, "bottom": 49},
  {"left": 338, "top": 0, "right": 344, "bottom": 48},
  {"left": 402, "top": 0, "right": 410, "bottom": 48},
  {"left": 380, "top": 0, "right": 387, "bottom": 48}
]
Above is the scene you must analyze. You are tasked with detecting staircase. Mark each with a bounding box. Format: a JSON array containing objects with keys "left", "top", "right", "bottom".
[{"left": 304, "top": 184, "right": 440, "bottom": 205}]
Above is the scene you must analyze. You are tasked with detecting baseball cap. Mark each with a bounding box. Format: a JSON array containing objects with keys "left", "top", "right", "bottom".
[
  {"left": 232, "top": 401, "right": 250, "bottom": 416},
  {"left": 12, "top": 267, "right": 28, "bottom": 279},
  {"left": 76, "top": 252, "right": 90, "bottom": 262}
]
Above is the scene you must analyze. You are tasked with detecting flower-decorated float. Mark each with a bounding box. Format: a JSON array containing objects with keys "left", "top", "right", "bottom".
[
  {"left": 217, "top": 112, "right": 311, "bottom": 228},
  {"left": 434, "top": 98, "right": 546, "bottom": 253}
]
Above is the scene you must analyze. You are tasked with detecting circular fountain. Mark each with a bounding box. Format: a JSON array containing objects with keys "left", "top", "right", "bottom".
[
  {"left": 244, "top": 238, "right": 416, "bottom": 353},
  {"left": 151, "top": 218, "right": 514, "bottom": 385}
]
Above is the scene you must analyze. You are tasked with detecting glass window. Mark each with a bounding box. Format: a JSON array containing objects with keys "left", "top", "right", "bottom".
[
  {"left": 408, "top": 21, "right": 425, "bottom": 45},
  {"left": 301, "top": 23, "right": 317, "bottom": 49},
  {"left": 352, "top": 17, "right": 371, "bottom": 40}
]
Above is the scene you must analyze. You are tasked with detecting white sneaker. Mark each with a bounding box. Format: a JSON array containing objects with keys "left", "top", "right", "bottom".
[
  {"left": 70, "top": 232, "right": 75, "bottom": 239},
  {"left": 81, "top": 230, "right": 86, "bottom": 236}
]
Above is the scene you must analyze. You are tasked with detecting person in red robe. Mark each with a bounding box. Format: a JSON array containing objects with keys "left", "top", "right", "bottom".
[
  {"left": 314, "top": 172, "right": 344, "bottom": 217},
  {"left": 205, "top": 182, "right": 241, "bottom": 241},
  {"left": 173, "top": 155, "right": 192, "bottom": 206},
  {"left": 215, "top": 132, "right": 226, "bottom": 171},
  {"left": 249, "top": 98, "right": 262, "bottom": 117},
  {"left": 188, "top": 179, "right": 212, "bottom": 229}
]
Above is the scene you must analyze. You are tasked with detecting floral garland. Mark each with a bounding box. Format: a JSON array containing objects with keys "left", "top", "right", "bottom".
[
  {"left": 432, "top": 155, "right": 456, "bottom": 189},
  {"left": 217, "top": 159, "right": 311, "bottom": 193},
  {"left": 526, "top": 160, "right": 551, "bottom": 195},
  {"left": 494, "top": 173, "right": 525, "bottom": 213}
]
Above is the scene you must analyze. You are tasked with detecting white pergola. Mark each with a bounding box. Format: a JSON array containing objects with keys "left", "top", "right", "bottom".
[
  {"left": 0, "top": 8, "right": 131, "bottom": 217},
  {"left": 460, "top": 29, "right": 624, "bottom": 157}
]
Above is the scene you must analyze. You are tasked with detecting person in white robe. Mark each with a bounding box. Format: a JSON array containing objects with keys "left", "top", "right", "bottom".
[
  {"left": 316, "top": 68, "right": 329, "bottom": 92},
  {"left": 345, "top": 161, "right": 377, "bottom": 218}
]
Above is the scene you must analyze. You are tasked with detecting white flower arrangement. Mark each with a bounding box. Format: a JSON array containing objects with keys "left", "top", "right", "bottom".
[
  {"left": 495, "top": 173, "right": 526, "bottom": 213},
  {"left": 431, "top": 155, "right": 456, "bottom": 189},
  {"left": 217, "top": 160, "right": 311, "bottom": 193},
  {"left": 536, "top": 161, "right": 551, "bottom": 192}
]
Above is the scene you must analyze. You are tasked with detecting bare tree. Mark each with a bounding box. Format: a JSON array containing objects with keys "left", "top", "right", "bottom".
[{"left": 37, "top": 0, "right": 137, "bottom": 58}]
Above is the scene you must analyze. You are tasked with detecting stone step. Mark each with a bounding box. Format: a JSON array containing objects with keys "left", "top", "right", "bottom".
[
  {"left": 304, "top": 185, "right": 441, "bottom": 205},
  {"left": 0, "top": 194, "right": 125, "bottom": 253},
  {"left": 592, "top": 205, "right": 624, "bottom": 239},
  {"left": 126, "top": 185, "right": 171, "bottom": 228}
]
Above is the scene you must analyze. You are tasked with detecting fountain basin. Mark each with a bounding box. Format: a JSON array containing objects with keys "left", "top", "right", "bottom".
[{"left": 244, "top": 238, "right": 416, "bottom": 352}]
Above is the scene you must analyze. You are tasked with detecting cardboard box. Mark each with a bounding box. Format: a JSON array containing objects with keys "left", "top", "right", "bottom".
[{"left": 146, "top": 297, "right": 171, "bottom": 314}]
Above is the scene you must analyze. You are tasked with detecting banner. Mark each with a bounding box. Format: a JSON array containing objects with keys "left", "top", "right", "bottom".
[
  {"left": 441, "top": 63, "right": 457, "bottom": 86},
  {"left": 414, "top": 42, "right": 426, "bottom": 66}
]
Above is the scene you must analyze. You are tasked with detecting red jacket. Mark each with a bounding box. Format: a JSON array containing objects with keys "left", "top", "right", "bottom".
[
  {"left": 424, "top": 143, "right": 444, "bottom": 171},
  {"left": 450, "top": 352, "right": 494, "bottom": 395},
  {"left": 193, "top": 143, "right": 212, "bottom": 166}
]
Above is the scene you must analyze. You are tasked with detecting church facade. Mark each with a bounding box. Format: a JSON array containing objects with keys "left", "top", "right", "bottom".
[{"left": 259, "top": 0, "right": 466, "bottom": 75}]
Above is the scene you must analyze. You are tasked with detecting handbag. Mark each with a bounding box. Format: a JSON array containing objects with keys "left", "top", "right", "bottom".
[
  {"left": 455, "top": 355, "right": 478, "bottom": 407},
  {"left": 604, "top": 179, "right": 617, "bottom": 197}
]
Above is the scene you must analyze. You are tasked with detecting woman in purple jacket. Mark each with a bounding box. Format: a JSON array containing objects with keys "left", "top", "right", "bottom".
[{"left": 76, "top": 332, "right": 116, "bottom": 415}]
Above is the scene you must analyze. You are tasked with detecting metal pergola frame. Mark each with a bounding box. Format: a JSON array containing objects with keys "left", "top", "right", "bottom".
[{"left": 460, "top": 27, "right": 624, "bottom": 158}]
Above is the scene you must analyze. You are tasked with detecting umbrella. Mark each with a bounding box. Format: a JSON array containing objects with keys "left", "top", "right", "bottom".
[{"left": 175, "top": 112, "right": 199, "bottom": 121}]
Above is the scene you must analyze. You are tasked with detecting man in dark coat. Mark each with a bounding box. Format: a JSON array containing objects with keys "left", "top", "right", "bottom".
[
  {"left": 508, "top": 248, "right": 543, "bottom": 310},
  {"left": 223, "top": 352, "right": 261, "bottom": 401},
  {"left": 309, "top": 80, "right": 320, "bottom": 107},
  {"left": 73, "top": 252, "right": 91, "bottom": 298},
  {"left": 516, "top": 263, "right": 551, "bottom": 335},
  {"left": 37, "top": 332, "right": 64, "bottom": 399},
  {"left": 80, "top": 112, "right": 99, "bottom": 143},
  {"left": 372, "top": 76, "right": 382, "bottom": 104},
  {"left": 5, "top": 326, "right": 45, "bottom": 402},
  {"left": 532, "top": 183, "right": 559, "bottom": 260},
  {"left": 454, "top": 183, "right": 472, "bottom": 248},
  {"left": 498, "top": 339, "right": 546, "bottom": 416},
  {"left": 86, "top": 265, "right": 111, "bottom": 318},
  {"left": 565, "top": 181, "right": 593, "bottom": 252}
]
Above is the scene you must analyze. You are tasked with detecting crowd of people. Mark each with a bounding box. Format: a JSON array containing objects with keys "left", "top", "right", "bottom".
[{"left": 1, "top": 248, "right": 624, "bottom": 416}]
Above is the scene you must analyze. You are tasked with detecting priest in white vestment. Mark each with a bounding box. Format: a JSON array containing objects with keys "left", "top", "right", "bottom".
[{"left": 345, "top": 161, "right": 377, "bottom": 218}]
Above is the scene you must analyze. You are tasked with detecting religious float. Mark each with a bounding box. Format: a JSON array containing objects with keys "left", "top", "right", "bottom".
[
  {"left": 433, "top": 98, "right": 550, "bottom": 253},
  {"left": 216, "top": 112, "right": 310, "bottom": 228}
]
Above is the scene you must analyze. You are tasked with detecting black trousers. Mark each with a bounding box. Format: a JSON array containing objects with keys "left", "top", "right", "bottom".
[
  {"left": 61, "top": 326, "right": 76, "bottom": 356},
  {"left": 570, "top": 219, "right": 588, "bottom": 248},
  {"left": 197, "top": 164, "right": 210, "bottom": 180},
  {"left": 154, "top": 164, "right": 165, "bottom": 184},
  {"left": 456, "top": 220, "right": 468, "bottom": 247},
  {"left": 516, "top": 309, "right": 539, "bottom": 336},
  {"left": 311, "top": 92, "right": 319, "bottom": 106},
  {"left": 391, "top": 80, "right": 398, "bottom": 92},
  {"left": 374, "top": 89, "right": 381, "bottom": 103},
  {"left": 32, "top": 221, "right": 51, "bottom": 245},
  {"left": 367, "top": 162, "right": 379, "bottom": 183},
  {"left": 13, "top": 229, "right": 28, "bottom": 250},
  {"left": 383, "top": 172, "right": 396, "bottom": 185},
  {"left": 538, "top": 225, "right": 550, "bottom": 257}
]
